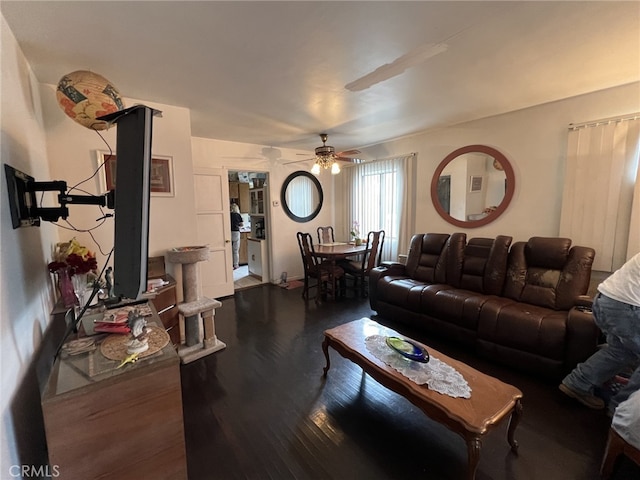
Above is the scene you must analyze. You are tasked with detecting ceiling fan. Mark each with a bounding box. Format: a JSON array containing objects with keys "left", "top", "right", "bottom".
[
  {"left": 315, "top": 133, "right": 363, "bottom": 162},
  {"left": 285, "top": 134, "right": 364, "bottom": 174}
]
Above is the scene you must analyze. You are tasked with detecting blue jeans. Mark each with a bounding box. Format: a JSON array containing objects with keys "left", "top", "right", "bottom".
[
  {"left": 562, "top": 293, "right": 640, "bottom": 410},
  {"left": 231, "top": 231, "right": 240, "bottom": 268}
]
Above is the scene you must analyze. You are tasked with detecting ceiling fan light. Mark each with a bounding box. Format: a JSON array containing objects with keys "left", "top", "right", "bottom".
[{"left": 309, "top": 134, "right": 342, "bottom": 174}]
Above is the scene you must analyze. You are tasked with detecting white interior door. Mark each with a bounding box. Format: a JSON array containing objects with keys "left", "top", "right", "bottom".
[{"left": 193, "top": 167, "right": 234, "bottom": 298}]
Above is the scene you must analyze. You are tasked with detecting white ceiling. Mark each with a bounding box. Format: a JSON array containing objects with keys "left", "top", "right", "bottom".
[{"left": 2, "top": 1, "right": 639, "bottom": 153}]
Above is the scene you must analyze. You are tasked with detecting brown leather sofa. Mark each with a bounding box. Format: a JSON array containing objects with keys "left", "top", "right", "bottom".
[{"left": 369, "top": 233, "right": 599, "bottom": 379}]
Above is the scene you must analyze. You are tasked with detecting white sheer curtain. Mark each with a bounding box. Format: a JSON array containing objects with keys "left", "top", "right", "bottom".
[
  {"left": 559, "top": 116, "right": 640, "bottom": 271},
  {"left": 286, "top": 176, "right": 315, "bottom": 217},
  {"left": 341, "top": 154, "right": 416, "bottom": 263}
]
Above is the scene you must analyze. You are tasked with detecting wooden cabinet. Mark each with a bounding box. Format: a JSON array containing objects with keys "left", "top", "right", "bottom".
[
  {"left": 238, "top": 183, "right": 250, "bottom": 212},
  {"left": 41, "top": 307, "right": 188, "bottom": 480},
  {"left": 151, "top": 275, "right": 180, "bottom": 345},
  {"left": 148, "top": 256, "right": 179, "bottom": 345},
  {"left": 230, "top": 181, "right": 250, "bottom": 213},
  {"left": 229, "top": 181, "right": 239, "bottom": 198}
]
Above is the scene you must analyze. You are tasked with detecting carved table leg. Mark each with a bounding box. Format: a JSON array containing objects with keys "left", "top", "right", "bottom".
[
  {"left": 507, "top": 398, "right": 523, "bottom": 452},
  {"left": 322, "top": 337, "right": 331, "bottom": 377},
  {"left": 467, "top": 436, "right": 481, "bottom": 480}
]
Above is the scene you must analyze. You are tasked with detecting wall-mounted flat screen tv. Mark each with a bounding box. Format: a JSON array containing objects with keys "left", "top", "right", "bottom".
[{"left": 98, "top": 105, "right": 161, "bottom": 300}]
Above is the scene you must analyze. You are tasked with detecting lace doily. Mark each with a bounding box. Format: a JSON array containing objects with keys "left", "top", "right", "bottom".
[
  {"left": 100, "top": 325, "right": 169, "bottom": 361},
  {"left": 365, "top": 335, "right": 471, "bottom": 398}
]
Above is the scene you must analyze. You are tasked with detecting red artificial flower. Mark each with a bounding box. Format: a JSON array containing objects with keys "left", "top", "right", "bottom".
[
  {"left": 65, "top": 253, "right": 98, "bottom": 274},
  {"left": 47, "top": 238, "right": 98, "bottom": 276},
  {"left": 47, "top": 261, "right": 67, "bottom": 273}
]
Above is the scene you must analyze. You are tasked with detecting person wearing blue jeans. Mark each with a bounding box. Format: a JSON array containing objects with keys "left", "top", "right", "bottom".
[
  {"left": 230, "top": 203, "right": 244, "bottom": 269},
  {"left": 560, "top": 252, "right": 640, "bottom": 414}
]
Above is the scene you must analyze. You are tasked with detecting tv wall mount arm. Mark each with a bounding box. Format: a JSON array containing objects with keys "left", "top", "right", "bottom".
[{"left": 5, "top": 164, "right": 115, "bottom": 229}]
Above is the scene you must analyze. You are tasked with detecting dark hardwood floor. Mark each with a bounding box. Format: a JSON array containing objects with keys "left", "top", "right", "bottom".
[{"left": 180, "top": 285, "right": 638, "bottom": 480}]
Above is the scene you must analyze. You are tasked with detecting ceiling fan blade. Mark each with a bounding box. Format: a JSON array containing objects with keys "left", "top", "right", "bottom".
[
  {"left": 287, "top": 134, "right": 365, "bottom": 165},
  {"left": 283, "top": 157, "right": 313, "bottom": 165},
  {"left": 337, "top": 149, "right": 361, "bottom": 157},
  {"left": 336, "top": 156, "right": 367, "bottom": 164}
]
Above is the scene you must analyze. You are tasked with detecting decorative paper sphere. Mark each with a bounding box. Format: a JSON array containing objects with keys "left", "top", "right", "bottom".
[{"left": 56, "top": 70, "right": 125, "bottom": 130}]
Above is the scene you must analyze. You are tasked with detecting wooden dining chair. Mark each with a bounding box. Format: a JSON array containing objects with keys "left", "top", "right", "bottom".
[
  {"left": 317, "top": 226, "right": 335, "bottom": 244},
  {"left": 341, "top": 230, "right": 385, "bottom": 297},
  {"left": 601, "top": 426, "right": 640, "bottom": 479},
  {"left": 296, "top": 232, "right": 344, "bottom": 303}
]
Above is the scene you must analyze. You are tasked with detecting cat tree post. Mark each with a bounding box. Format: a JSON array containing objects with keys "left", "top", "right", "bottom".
[{"left": 167, "top": 246, "right": 225, "bottom": 363}]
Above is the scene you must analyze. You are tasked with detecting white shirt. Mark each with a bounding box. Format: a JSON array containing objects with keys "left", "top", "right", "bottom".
[{"left": 598, "top": 252, "right": 640, "bottom": 307}]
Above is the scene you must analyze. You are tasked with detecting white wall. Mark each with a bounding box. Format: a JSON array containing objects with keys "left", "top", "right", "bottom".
[
  {"left": 191, "top": 137, "right": 334, "bottom": 282},
  {"left": 39, "top": 86, "right": 197, "bottom": 288},
  {"left": 354, "top": 82, "right": 640, "bottom": 248},
  {"left": 1, "top": 13, "right": 58, "bottom": 474}
]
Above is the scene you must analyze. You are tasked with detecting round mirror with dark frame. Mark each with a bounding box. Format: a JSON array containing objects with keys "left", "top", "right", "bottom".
[
  {"left": 281, "top": 171, "right": 324, "bottom": 223},
  {"left": 430, "top": 145, "right": 515, "bottom": 228}
]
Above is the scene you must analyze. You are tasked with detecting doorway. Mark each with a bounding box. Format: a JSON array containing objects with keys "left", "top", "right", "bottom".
[{"left": 229, "top": 170, "right": 269, "bottom": 291}]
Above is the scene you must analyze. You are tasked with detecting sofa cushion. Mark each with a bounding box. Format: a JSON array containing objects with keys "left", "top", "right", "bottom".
[
  {"left": 426, "top": 289, "right": 491, "bottom": 331},
  {"left": 503, "top": 237, "right": 594, "bottom": 310},
  {"left": 375, "top": 277, "right": 452, "bottom": 312},
  {"left": 459, "top": 235, "right": 512, "bottom": 295},
  {"left": 527, "top": 236, "right": 572, "bottom": 268},
  {"left": 405, "top": 233, "right": 454, "bottom": 283},
  {"left": 377, "top": 277, "right": 427, "bottom": 309},
  {"left": 555, "top": 246, "right": 595, "bottom": 310},
  {"left": 478, "top": 299, "right": 568, "bottom": 361}
]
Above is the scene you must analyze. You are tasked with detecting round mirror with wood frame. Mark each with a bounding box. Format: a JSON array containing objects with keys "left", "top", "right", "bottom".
[
  {"left": 430, "top": 145, "right": 515, "bottom": 228},
  {"left": 281, "top": 171, "right": 324, "bottom": 223}
]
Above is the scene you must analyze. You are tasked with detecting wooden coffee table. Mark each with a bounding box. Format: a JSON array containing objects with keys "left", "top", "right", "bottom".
[{"left": 322, "top": 318, "right": 523, "bottom": 480}]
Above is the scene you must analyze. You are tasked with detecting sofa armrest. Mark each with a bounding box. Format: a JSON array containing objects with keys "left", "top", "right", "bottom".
[
  {"left": 369, "top": 263, "right": 407, "bottom": 285},
  {"left": 564, "top": 307, "right": 601, "bottom": 373},
  {"left": 369, "top": 263, "right": 407, "bottom": 311},
  {"left": 574, "top": 295, "right": 594, "bottom": 309},
  {"left": 378, "top": 261, "right": 407, "bottom": 275}
]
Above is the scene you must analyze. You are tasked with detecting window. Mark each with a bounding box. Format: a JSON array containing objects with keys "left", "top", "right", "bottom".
[
  {"left": 560, "top": 115, "right": 640, "bottom": 270},
  {"left": 341, "top": 154, "right": 416, "bottom": 263}
]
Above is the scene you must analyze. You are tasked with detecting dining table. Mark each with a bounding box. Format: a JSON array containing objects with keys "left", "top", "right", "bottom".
[
  {"left": 312, "top": 242, "right": 370, "bottom": 300},
  {"left": 313, "top": 242, "right": 369, "bottom": 259}
]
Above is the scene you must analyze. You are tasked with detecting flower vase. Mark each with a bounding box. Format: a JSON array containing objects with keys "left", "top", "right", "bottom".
[
  {"left": 355, "top": 238, "right": 363, "bottom": 246},
  {"left": 72, "top": 273, "right": 89, "bottom": 309},
  {"left": 56, "top": 268, "right": 77, "bottom": 308}
]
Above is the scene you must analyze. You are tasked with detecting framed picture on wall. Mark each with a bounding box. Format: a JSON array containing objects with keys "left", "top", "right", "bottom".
[
  {"left": 469, "top": 175, "right": 483, "bottom": 192},
  {"left": 96, "top": 151, "right": 175, "bottom": 197}
]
